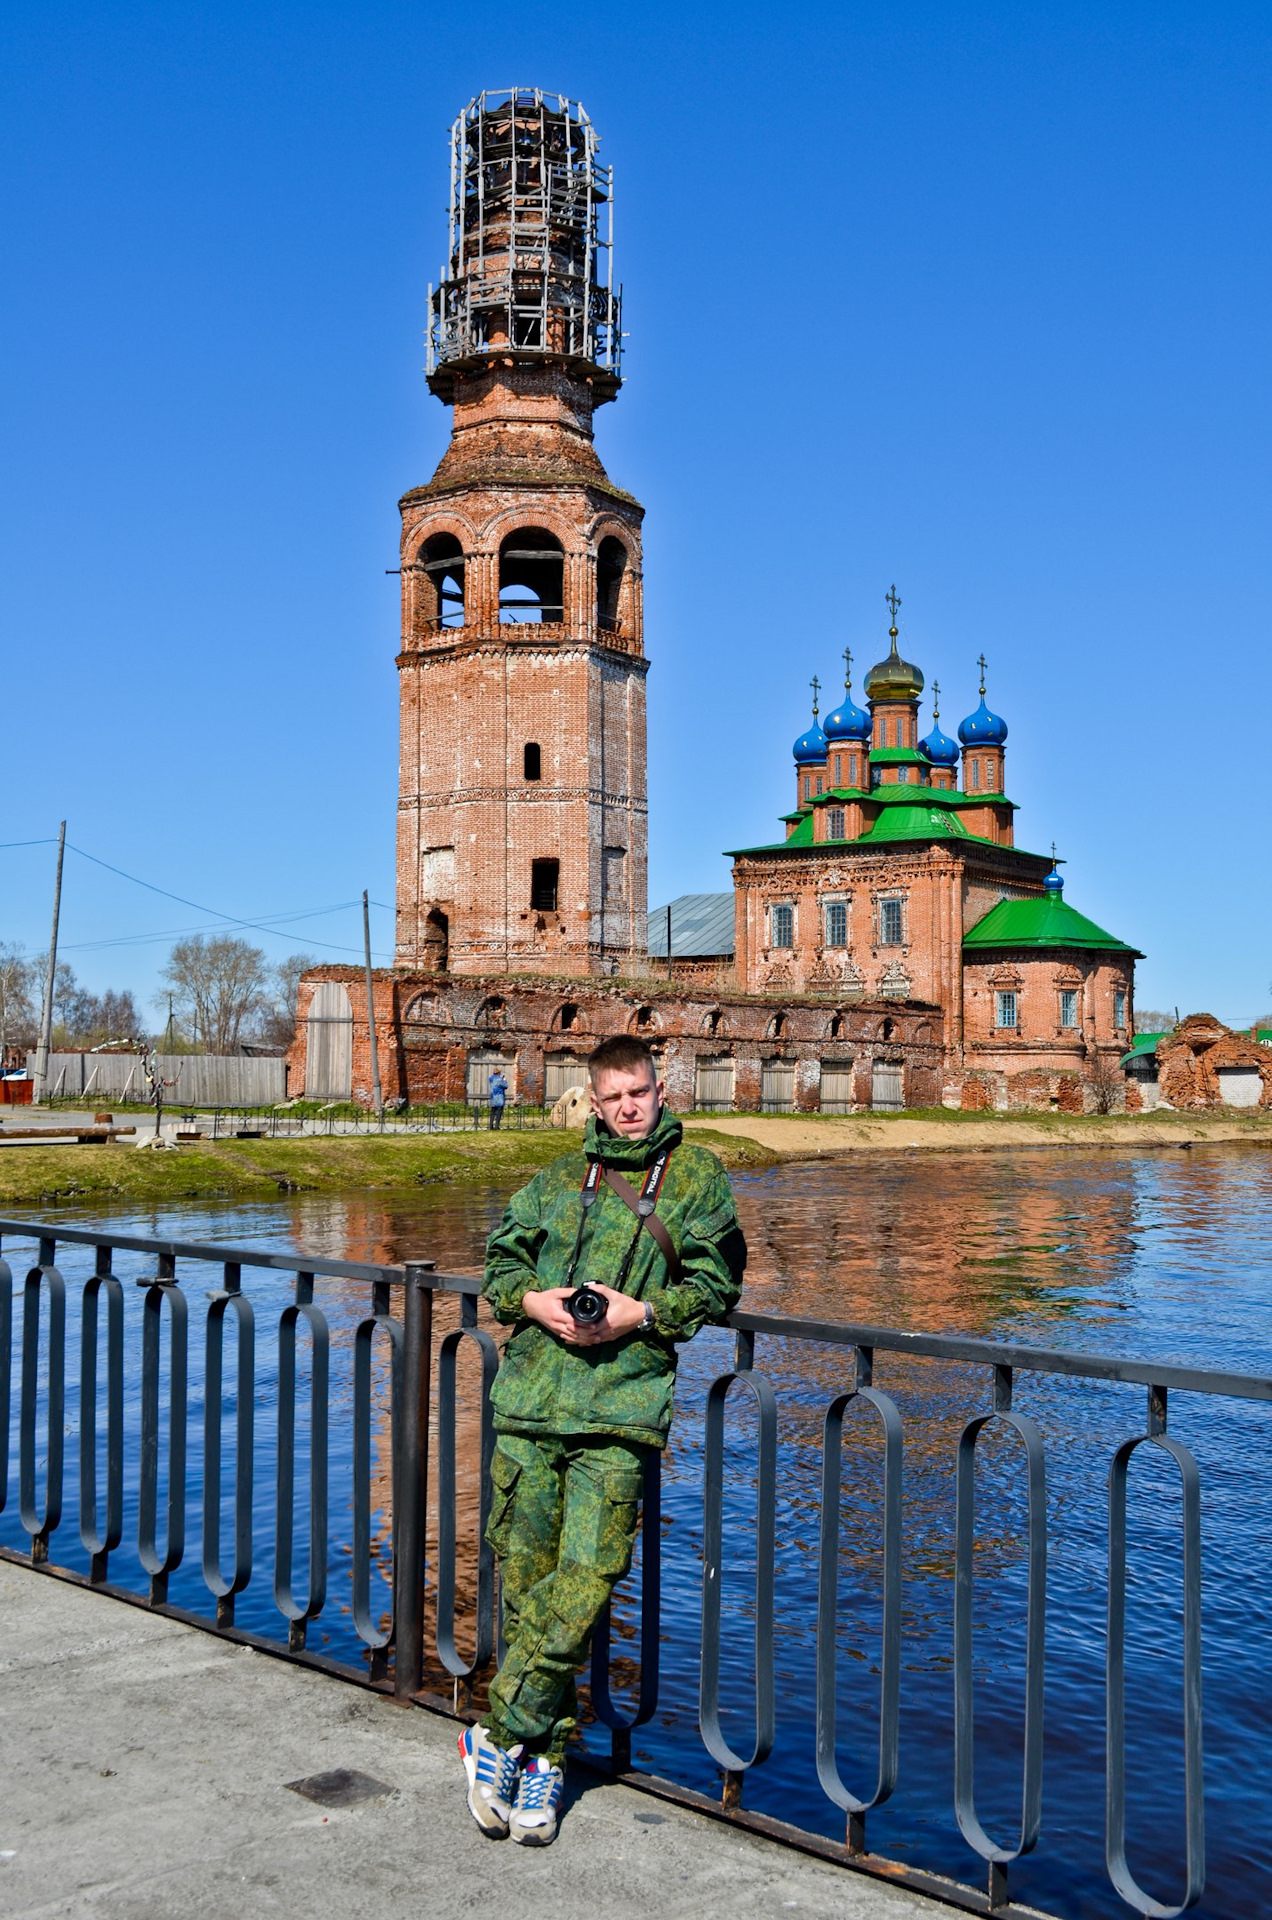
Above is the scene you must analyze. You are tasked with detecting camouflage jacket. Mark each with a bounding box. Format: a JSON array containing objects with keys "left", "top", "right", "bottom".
[{"left": 483, "top": 1107, "right": 746, "bottom": 1448}]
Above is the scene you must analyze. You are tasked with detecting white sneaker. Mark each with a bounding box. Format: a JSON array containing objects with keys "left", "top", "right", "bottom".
[
  {"left": 458, "top": 1723, "right": 522, "bottom": 1837},
  {"left": 509, "top": 1755, "right": 565, "bottom": 1845}
]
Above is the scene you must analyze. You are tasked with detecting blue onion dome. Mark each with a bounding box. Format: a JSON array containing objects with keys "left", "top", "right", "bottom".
[
  {"left": 823, "top": 649, "right": 871, "bottom": 740},
  {"left": 1043, "top": 865, "right": 1064, "bottom": 893},
  {"left": 919, "top": 681, "right": 959, "bottom": 765},
  {"left": 793, "top": 718, "right": 828, "bottom": 764},
  {"left": 958, "top": 697, "right": 1009, "bottom": 746},
  {"left": 957, "top": 660, "right": 1008, "bottom": 745}
]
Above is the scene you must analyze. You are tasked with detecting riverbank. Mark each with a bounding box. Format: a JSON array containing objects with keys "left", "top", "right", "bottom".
[
  {"left": 0, "top": 1108, "right": 1268, "bottom": 1210},
  {"left": 0, "top": 1125, "right": 780, "bottom": 1208},
  {"left": 685, "top": 1105, "right": 1272, "bottom": 1157}
]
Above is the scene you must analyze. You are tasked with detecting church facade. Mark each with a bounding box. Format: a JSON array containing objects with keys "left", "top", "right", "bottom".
[{"left": 289, "top": 88, "right": 1141, "bottom": 1116}]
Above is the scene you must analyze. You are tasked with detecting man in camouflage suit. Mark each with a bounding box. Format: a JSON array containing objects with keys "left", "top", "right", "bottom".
[{"left": 457, "top": 1035, "right": 745, "bottom": 1845}]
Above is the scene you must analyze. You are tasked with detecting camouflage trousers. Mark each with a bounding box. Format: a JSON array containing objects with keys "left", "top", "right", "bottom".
[{"left": 484, "top": 1431, "right": 646, "bottom": 1763}]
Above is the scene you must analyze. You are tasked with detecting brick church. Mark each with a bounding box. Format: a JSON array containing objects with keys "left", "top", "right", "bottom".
[{"left": 290, "top": 87, "right": 1141, "bottom": 1116}]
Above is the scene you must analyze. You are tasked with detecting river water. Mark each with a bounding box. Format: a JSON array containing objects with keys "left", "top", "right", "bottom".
[{"left": 4, "top": 1142, "right": 1272, "bottom": 1919}]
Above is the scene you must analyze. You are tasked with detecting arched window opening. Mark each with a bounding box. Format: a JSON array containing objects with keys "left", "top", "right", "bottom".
[
  {"left": 422, "top": 908, "right": 449, "bottom": 973},
  {"left": 634, "top": 1006, "right": 657, "bottom": 1031},
  {"left": 418, "top": 533, "right": 465, "bottom": 630},
  {"left": 524, "top": 742, "right": 542, "bottom": 781},
  {"left": 769, "top": 1012, "right": 787, "bottom": 1039},
  {"left": 829, "top": 1013, "right": 844, "bottom": 1039},
  {"left": 558, "top": 1002, "right": 579, "bottom": 1031},
  {"left": 881, "top": 1017, "right": 895, "bottom": 1041},
  {"left": 597, "top": 536, "right": 627, "bottom": 632},
  {"left": 530, "top": 859, "right": 559, "bottom": 911},
  {"left": 500, "top": 528, "right": 564, "bottom": 624}
]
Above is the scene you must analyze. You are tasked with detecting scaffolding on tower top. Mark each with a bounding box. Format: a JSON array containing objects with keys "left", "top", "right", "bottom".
[{"left": 426, "top": 88, "right": 623, "bottom": 402}]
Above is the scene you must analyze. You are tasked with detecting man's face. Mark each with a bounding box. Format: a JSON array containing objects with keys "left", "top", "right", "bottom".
[{"left": 590, "top": 1065, "right": 664, "bottom": 1139}]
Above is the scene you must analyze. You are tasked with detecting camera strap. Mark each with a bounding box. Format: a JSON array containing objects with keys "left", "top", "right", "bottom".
[
  {"left": 601, "top": 1148, "right": 683, "bottom": 1285},
  {"left": 563, "top": 1157, "right": 604, "bottom": 1288}
]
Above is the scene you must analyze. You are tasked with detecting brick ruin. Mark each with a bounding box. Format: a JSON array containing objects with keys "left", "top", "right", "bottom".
[{"left": 290, "top": 88, "right": 1151, "bottom": 1117}]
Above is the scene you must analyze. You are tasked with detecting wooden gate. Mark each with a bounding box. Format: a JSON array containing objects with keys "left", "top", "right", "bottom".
[
  {"left": 819, "top": 1062, "right": 855, "bottom": 1114},
  {"left": 305, "top": 983, "right": 353, "bottom": 1099},
  {"left": 870, "top": 1061, "right": 904, "bottom": 1111},
  {"left": 761, "top": 1059, "right": 795, "bottom": 1112},
  {"left": 544, "top": 1052, "right": 587, "bottom": 1105},
  {"left": 694, "top": 1055, "right": 735, "bottom": 1112}
]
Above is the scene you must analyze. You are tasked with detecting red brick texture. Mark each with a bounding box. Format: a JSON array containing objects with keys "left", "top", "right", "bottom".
[{"left": 395, "top": 363, "right": 647, "bottom": 980}]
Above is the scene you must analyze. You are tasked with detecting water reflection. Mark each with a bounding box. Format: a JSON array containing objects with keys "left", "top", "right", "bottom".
[{"left": 7, "top": 1144, "right": 1272, "bottom": 1920}]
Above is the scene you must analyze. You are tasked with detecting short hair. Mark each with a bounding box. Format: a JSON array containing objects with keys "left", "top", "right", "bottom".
[{"left": 588, "top": 1035, "right": 658, "bottom": 1085}]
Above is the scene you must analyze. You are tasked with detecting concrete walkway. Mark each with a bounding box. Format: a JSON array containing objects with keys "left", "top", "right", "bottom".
[{"left": 0, "top": 1560, "right": 948, "bottom": 1920}]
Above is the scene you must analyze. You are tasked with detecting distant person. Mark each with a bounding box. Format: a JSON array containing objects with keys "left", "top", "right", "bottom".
[
  {"left": 458, "top": 1035, "right": 746, "bottom": 1845},
  {"left": 487, "top": 1068, "right": 508, "bottom": 1129}
]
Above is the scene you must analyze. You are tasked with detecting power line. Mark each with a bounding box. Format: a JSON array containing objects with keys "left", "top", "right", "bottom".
[
  {"left": 63, "top": 842, "right": 391, "bottom": 959},
  {"left": 0, "top": 836, "right": 394, "bottom": 962}
]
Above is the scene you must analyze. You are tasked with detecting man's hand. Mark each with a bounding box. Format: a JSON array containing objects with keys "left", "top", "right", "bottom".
[{"left": 522, "top": 1286, "right": 650, "bottom": 1347}]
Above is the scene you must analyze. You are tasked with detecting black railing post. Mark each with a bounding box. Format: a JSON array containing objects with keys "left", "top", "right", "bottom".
[{"left": 395, "top": 1263, "right": 434, "bottom": 1700}]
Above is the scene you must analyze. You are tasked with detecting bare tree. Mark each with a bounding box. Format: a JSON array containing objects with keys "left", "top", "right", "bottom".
[
  {"left": 255, "top": 953, "right": 318, "bottom": 1049},
  {"left": 1089, "top": 1057, "right": 1126, "bottom": 1114},
  {"left": 160, "top": 935, "right": 269, "bottom": 1054},
  {"left": 0, "top": 945, "right": 37, "bottom": 1055},
  {"left": 1133, "top": 1009, "right": 1176, "bottom": 1034}
]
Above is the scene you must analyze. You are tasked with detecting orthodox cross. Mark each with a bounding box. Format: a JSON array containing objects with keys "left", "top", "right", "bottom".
[
  {"left": 842, "top": 646, "right": 852, "bottom": 690},
  {"left": 932, "top": 679, "right": 941, "bottom": 720},
  {"left": 809, "top": 674, "right": 821, "bottom": 717},
  {"left": 977, "top": 652, "right": 988, "bottom": 697},
  {"left": 886, "top": 584, "right": 901, "bottom": 625}
]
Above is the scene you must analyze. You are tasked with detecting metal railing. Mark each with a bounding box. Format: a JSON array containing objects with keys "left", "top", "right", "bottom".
[{"left": 0, "top": 1217, "right": 1256, "bottom": 1919}]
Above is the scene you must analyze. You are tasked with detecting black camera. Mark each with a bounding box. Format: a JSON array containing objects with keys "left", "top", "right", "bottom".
[{"left": 565, "top": 1285, "right": 607, "bottom": 1326}]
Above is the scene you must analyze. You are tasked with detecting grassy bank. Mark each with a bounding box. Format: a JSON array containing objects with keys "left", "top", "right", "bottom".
[
  {"left": 2, "top": 1107, "right": 1269, "bottom": 1212},
  {"left": 0, "top": 1126, "right": 780, "bottom": 1210}
]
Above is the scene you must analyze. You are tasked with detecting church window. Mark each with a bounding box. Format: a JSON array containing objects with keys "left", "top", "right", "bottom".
[
  {"left": 849, "top": 753, "right": 859, "bottom": 786},
  {"left": 500, "top": 527, "right": 564, "bottom": 623},
  {"left": 523, "top": 742, "right": 542, "bottom": 780},
  {"left": 996, "top": 990, "right": 1018, "bottom": 1028},
  {"left": 971, "top": 758, "right": 981, "bottom": 789},
  {"left": 1059, "top": 990, "right": 1078, "bottom": 1029},
  {"left": 596, "top": 536, "right": 626, "bottom": 632},
  {"left": 1114, "top": 989, "right": 1127, "bottom": 1031},
  {"left": 879, "top": 898, "right": 904, "bottom": 945},
  {"left": 985, "top": 760, "right": 996, "bottom": 791},
  {"left": 771, "top": 904, "right": 794, "bottom": 949},
  {"left": 803, "top": 777, "right": 811, "bottom": 801},
  {"left": 530, "top": 859, "right": 559, "bottom": 911},
  {"left": 834, "top": 754, "right": 842, "bottom": 785},
  {"left": 825, "top": 901, "right": 848, "bottom": 947},
  {"left": 827, "top": 807, "right": 845, "bottom": 840},
  {"left": 815, "top": 776, "right": 823, "bottom": 795},
  {"left": 897, "top": 766, "right": 909, "bottom": 784}
]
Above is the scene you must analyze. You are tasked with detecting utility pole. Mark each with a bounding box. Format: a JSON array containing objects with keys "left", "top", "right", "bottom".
[
  {"left": 32, "top": 820, "right": 66, "bottom": 1106},
  {"left": 362, "top": 890, "right": 384, "bottom": 1124}
]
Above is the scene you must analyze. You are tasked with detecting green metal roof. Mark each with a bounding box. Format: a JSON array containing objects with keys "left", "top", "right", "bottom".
[
  {"left": 868, "top": 747, "right": 930, "bottom": 765},
  {"left": 858, "top": 802, "right": 973, "bottom": 843},
  {"left": 964, "top": 893, "right": 1142, "bottom": 956},
  {"left": 1119, "top": 1032, "right": 1165, "bottom": 1066}
]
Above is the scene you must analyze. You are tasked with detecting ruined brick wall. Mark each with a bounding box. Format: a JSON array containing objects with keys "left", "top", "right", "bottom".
[
  {"left": 290, "top": 967, "right": 947, "bottom": 1114},
  {"left": 1155, "top": 1015, "right": 1272, "bottom": 1109}
]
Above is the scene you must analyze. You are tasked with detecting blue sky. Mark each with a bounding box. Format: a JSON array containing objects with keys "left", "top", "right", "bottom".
[{"left": 2, "top": 3, "right": 1269, "bottom": 1021}]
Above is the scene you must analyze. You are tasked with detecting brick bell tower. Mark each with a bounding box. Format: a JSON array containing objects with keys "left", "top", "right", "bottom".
[{"left": 395, "top": 88, "right": 647, "bottom": 978}]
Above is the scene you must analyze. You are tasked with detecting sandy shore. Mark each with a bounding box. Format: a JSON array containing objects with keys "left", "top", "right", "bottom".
[{"left": 682, "top": 1109, "right": 1272, "bottom": 1156}]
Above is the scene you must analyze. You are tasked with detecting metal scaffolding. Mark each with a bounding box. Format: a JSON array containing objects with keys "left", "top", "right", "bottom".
[{"left": 426, "top": 88, "right": 622, "bottom": 397}]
